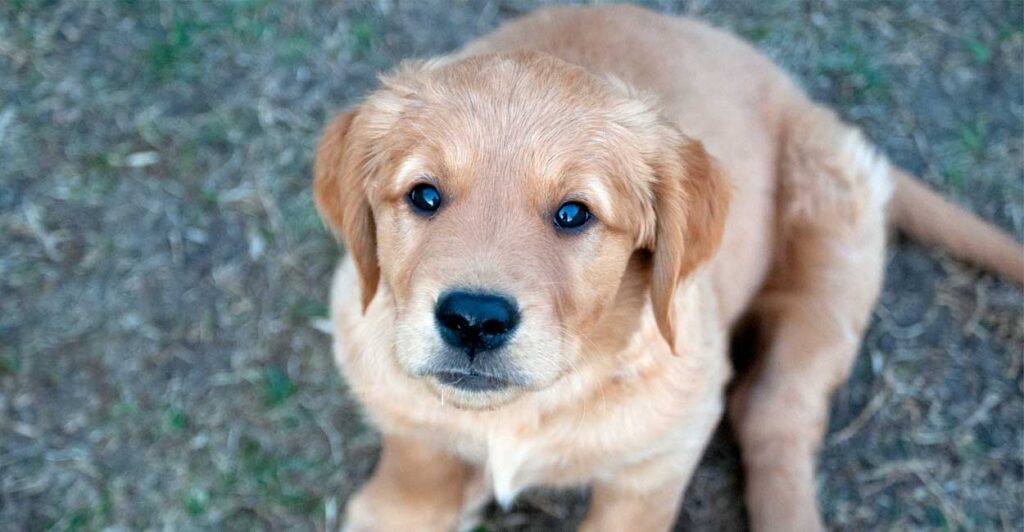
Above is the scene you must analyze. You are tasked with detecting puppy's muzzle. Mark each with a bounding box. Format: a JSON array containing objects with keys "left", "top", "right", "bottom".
[{"left": 431, "top": 290, "right": 520, "bottom": 391}]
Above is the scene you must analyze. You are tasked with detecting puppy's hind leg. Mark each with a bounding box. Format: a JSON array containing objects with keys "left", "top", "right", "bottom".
[{"left": 728, "top": 108, "right": 891, "bottom": 531}]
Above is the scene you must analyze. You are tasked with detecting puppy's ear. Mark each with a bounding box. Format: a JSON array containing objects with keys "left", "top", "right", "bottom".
[
  {"left": 314, "top": 110, "right": 380, "bottom": 311},
  {"left": 648, "top": 139, "right": 731, "bottom": 352}
]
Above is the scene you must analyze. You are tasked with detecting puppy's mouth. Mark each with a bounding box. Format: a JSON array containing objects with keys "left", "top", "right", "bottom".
[{"left": 430, "top": 369, "right": 512, "bottom": 392}]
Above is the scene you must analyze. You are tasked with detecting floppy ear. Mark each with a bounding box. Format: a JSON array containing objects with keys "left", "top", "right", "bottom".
[
  {"left": 648, "top": 139, "right": 731, "bottom": 352},
  {"left": 314, "top": 110, "right": 380, "bottom": 311}
]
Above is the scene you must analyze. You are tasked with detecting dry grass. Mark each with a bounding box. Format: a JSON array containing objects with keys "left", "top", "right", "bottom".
[{"left": 1, "top": 1, "right": 1021, "bottom": 530}]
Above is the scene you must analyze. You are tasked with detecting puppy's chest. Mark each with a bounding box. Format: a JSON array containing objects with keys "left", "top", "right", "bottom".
[{"left": 453, "top": 414, "right": 621, "bottom": 507}]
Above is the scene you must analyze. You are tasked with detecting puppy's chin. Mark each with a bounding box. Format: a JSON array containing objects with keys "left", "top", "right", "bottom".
[{"left": 423, "top": 379, "right": 524, "bottom": 410}]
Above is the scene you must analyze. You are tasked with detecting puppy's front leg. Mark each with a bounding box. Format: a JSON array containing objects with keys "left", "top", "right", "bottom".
[
  {"left": 578, "top": 461, "right": 690, "bottom": 532},
  {"left": 343, "top": 434, "right": 472, "bottom": 532}
]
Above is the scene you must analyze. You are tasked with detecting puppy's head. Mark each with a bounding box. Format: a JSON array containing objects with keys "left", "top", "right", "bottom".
[{"left": 315, "top": 53, "right": 729, "bottom": 409}]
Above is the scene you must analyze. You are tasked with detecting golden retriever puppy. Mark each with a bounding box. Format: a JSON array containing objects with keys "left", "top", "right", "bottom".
[{"left": 313, "top": 5, "right": 1023, "bottom": 531}]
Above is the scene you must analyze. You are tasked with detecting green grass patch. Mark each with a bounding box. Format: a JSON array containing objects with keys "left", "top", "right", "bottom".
[
  {"left": 279, "top": 488, "right": 319, "bottom": 514},
  {"left": 817, "top": 37, "right": 889, "bottom": 104},
  {"left": 349, "top": 16, "right": 377, "bottom": 58},
  {"left": 184, "top": 486, "right": 209, "bottom": 516},
  {"left": 9, "top": 0, "right": 57, "bottom": 14},
  {"left": 0, "top": 352, "right": 20, "bottom": 375},
  {"left": 279, "top": 36, "right": 313, "bottom": 65},
  {"left": 964, "top": 37, "right": 992, "bottom": 64},
  {"left": 145, "top": 13, "right": 208, "bottom": 81},
  {"left": 942, "top": 160, "right": 966, "bottom": 197},
  {"left": 200, "top": 189, "right": 220, "bottom": 210},
  {"left": 739, "top": 23, "right": 772, "bottom": 43},
  {"left": 65, "top": 507, "right": 93, "bottom": 532},
  {"left": 225, "top": 0, "right": 273, "bottom": 43},
  {"left": 236, "top": 435, "right": 323, "bottom": 515},
  {"left": 924, "top": 505, "right": 948, "bottom": 528},
  {"left": 958, "top": 118, "right": 989, "bottom": 161},
  {"left": 262, "top": 365, "right": 296, "bottom": 407},
  {"left": 288, "top": 299, "right": 328, "bottom": 322},
  {"left": 163, "top": 405, "right": 190, "bottom": 432},
  {"left": 108, "top": 400, "right": 138, "bottom": 420}
]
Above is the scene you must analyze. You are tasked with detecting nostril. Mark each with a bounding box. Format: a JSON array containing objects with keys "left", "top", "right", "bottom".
[
  {"left": 481, "top": 319, "right": 507, "bottom": 336},
  {"left": 441, "top": 313, "right": 469, "bottom": 332}
]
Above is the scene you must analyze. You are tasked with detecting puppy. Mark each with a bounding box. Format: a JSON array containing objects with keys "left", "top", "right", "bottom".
[{"left": 313, "top": 5, "right": 1023, "bottom": 531}]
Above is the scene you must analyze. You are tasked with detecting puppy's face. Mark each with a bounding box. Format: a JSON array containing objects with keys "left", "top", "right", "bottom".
[{"left": 315, "top": 53, "right": 729, "bottom": 409}]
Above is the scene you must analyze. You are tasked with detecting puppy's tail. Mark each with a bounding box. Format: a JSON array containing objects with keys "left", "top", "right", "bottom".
[{"left": 889, "top": 168, "right": 1024, "bottom": 284}]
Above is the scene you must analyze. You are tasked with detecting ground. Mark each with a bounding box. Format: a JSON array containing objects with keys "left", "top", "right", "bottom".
[{"left": 1, "top": 0, "right": 1021, "bottom": 530}]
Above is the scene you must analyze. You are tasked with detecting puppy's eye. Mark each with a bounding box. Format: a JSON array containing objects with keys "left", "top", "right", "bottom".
[
  {"left": 408, "top": 184, "right": 442, "bottom": 215},
  {"left": 554, "top": 201, "right": 592, "bottom": 231}
]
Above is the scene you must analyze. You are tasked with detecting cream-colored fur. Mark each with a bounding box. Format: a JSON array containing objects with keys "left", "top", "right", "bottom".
[{"left": 314, "top": 5, "right": 1023, "bottom": 531}]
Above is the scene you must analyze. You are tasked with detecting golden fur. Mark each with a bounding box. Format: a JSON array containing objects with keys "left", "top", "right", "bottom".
[{"left": 313, "top": 5, "right": 1023, "bottom": 531}]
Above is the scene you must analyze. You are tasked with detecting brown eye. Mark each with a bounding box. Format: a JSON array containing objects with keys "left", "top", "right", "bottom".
[
  {"left": 554, "top": 201, "right": 592, "bottom": 231},
  {"left": 408, "top": 184, "right": 442, "bottom": 215}
]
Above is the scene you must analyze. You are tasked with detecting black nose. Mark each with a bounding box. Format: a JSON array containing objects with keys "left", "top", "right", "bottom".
[{"left": 435, "top": 291, "right": 519, "bottom": 355}]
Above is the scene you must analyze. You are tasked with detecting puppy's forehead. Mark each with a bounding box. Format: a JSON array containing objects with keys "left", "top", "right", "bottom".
[
  {"left": 426, "top": 63, "right": 621, "bottom": 161},
  {"left": 399, "top": 57, "right": 641, "bottom": 181}
]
